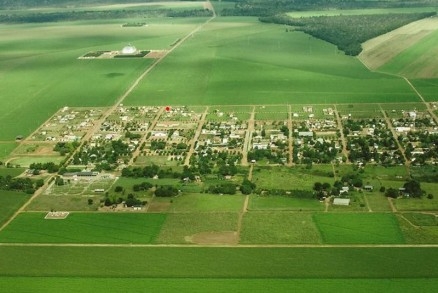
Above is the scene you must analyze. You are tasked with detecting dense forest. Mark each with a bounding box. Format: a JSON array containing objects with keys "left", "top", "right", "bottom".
[{"left": 260, "top": 12, "right": 436, "bottom": 55}]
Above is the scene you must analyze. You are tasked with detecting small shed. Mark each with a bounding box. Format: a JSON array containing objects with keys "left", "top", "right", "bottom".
[{"left": 333, "top": 198, "right": 350, "bottom": 206}]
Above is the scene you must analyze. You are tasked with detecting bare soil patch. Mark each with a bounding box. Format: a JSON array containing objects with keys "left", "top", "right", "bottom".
[
  {"left": 145, "top": 50, "right": 167, "bottom": 59},
  {"left": 359, "top": 17, "right": 438, "bottom": 70},
  {"left": 147, "top": 202, "right": 171, "bottom": 212},
  {"left": 188, "top": 231, "right": 238, "bottom": 245},
  {"left": 45, "top": 211, "right": 69, "bottom": 219}
]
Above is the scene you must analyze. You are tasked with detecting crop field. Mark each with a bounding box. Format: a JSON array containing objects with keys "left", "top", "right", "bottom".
[
  {"left": 2, "top": 277, "right": 438, "bottom": 293},
  {"left": 0, "top": 191, "right": 29, "bottom": 226},
  {"left": 314, "top": 213, "right": 405, "bottom": 244},
  {"left": 2, "top": 1, "right": 438, "bottom": 290},
  {"left": 156, "top": 212, "right": 238, "bottom": 244},
  {"left": 0, "top": 212, "right": 166, "bottom": 243},
  {"left": 249, "top": 195, "right": 324, "bottom": 211},
  {"left": 2, "top": 246, "right": 438, "bottom": 278},
  {"left": 240, "top": 212, "right": 321, "bottom": 244},
  {"left": 287, "top": 7, "right": 438, "bottom": 18},
  {"left": 124, "top": 17, "right": 418, "bottom": 106}
]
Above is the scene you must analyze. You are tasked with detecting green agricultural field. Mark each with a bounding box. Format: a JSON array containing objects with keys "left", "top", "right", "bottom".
[
  {"left": 2, "top": 277, "right": 438, "bottom": 293},
  {"left": 0, "top": 191, "right": 29, "bottom": 226},
  {"left": 0, "top": 17, "right": 204, "bottom": 140},
  {"left": 2, "top": 246, "right": 438, "bottom": 278},
  {"left": 249, "top": 195, "right": 324, "bottom": 211},
  {"left": 314, "top": 213, "right": 405, "bottom": 244},
  {"left": 240, "top": 212, "right": 321, "bottom": 244},
  {"left": 167, "top": 193, "right": 245, "bottom": 213},
  {"left": 0, "top": 143, "right": 18, "bottom": 161},
  {"left": 378, "top": 29, "right": 438, "bottom": 79},
  {"left": 124, "top": 17, "right": 417, "bottom": 106},
  {"left": 0, "top": 212, "right": 166, "bottom": 243},
  {"left": 155, "top": 212, "right": 238, "bottom": 244}
]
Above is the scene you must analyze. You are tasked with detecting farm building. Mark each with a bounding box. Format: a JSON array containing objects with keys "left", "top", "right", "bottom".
[{"left": 333, "top": 198, "right": 350, "bottom": 206}]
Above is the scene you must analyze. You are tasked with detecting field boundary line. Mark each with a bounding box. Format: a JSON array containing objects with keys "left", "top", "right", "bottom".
[{"left": 1, "top": 243, "right": 438, "bottom": 248}]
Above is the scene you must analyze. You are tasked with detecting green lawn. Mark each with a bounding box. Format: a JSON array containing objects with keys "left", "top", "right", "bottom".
[
  {"left": 0, "top": 212, "right": 166, "bottom": 243},
  {"left": 240, "top": 212, "right": 321, "bottom": 244},
  {"left": 314, "top": 213, "right": 405, "bottom": 244}
]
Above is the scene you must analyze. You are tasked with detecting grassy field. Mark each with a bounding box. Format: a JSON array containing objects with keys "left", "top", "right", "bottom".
[
  {"left": 167, "top": 193, "right": 245, "bottom": 212},
  {"left": 240, "top": 212, "right": 321, "bottom": 244},
  {"left": 314, "top": 213, "right": 405, "bottom": 244},
  {"left": 0, "top": 143, "right": 18, "bottom": 161},
  {"left": 0, "top": 212, "right": 166, "bottom": 243}
]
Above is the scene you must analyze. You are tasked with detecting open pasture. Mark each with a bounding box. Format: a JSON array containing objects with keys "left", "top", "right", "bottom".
[
  {"left": 314, "top": 213, "right": 405, "bottom": 244},
  {"left": 124, "top": 17, "right": 417, "bottom": 106},
  {"left": 335, "top": 103, "right": 382, "bottom": 118},
  {"left": 0, "top": 212, "right": 166, "bottom": 244}
]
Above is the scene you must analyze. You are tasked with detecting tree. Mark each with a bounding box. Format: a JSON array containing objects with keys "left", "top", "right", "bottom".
[
  {"left": 403, "top": 180, "right": 423, "bottom": 198},
  {"left": 114, "top": 186, "right": 124, "bottom": 193},
  {"left": 385, "top": 188, "right": 398, "bottom": 198}
]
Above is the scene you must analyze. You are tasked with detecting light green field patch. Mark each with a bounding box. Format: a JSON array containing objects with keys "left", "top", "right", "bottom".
[
  {"left": 155, "top": 212, "right": 238, "bottom": 244},
  {"left": 314, "top": 213, "right": 405, "bottom": 244},
  {"left": 240, "top": 212, "right": 322, "bottom": 244},
  {"left": 0, "top": 212, "right": 166, "bottom": 243}
]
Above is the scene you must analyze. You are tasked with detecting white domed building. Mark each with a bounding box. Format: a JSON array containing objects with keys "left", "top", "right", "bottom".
[{"left": 120, "top": 44, "right": 139, "bottom": 55}]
